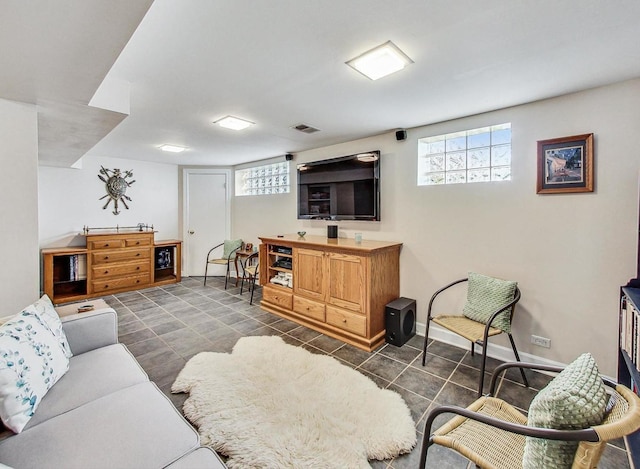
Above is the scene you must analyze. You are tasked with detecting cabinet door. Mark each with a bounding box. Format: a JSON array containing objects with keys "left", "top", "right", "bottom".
[
  {"left": 294, "top": 248, "right": 325, "bottom": 301},
  {"left": 327, "top": 253, "right": 366, "bottom": 313}
]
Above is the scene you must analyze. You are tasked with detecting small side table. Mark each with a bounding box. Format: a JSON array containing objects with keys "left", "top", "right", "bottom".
[{"left": 234, "top": 249, "right": 256, "bottom": 287}]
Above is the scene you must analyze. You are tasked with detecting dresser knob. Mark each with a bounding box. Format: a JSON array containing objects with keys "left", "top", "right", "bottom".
[
  {"left": 136, "top": 266, "right": 140, "bottom": 270},
  {"left": 104, "top": 285, "right": 109, "bottom": 289},
  {"left": 104, "top": 256, "right": 109, "bottom": 260},
  {"left": 104, "top": 244, "right": 109, "bottom": 247},
  {"left": 136, "top": 253, "right": 141, "bottom": 257},
  {"left": 342, "top": 318, "right": 347, "bottom": 323},
  {"left": 104, "top": 270, "right": 109, "bottom": 274}
]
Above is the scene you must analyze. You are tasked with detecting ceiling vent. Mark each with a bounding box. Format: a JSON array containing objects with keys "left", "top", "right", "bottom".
[{"left": 291, "top": 123, "right": 320, "bottom": 134}]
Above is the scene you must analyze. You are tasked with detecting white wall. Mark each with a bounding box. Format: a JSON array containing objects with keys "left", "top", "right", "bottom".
[
  {"left": 39, "top": 156, "right": 179, "bottom": 248},
  {"left": 234, "top": 79, "right": 640, "bottom": 376},
  {"left": 0, "top": 99, "right": 40, "bottom": 314}
]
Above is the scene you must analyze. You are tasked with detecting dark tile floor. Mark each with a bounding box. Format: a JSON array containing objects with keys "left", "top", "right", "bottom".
[{"left": 100, "top": 277, "right": 630, "bottom": 469}]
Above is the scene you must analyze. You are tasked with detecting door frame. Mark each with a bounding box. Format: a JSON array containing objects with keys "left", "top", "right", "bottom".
[{"left": 181, "top": 168, "right": 232, "bottom": 277}]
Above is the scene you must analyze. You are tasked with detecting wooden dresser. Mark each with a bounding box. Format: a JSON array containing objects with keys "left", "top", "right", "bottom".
[
  {"left": 42, "top": 231, "right": 181, "bottom": 304},
  {"left": 259, "top": 234, "right": 401, "bottom": 351}
]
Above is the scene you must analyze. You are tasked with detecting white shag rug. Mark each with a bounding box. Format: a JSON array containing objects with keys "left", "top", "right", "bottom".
[{"left": 172, "top": 335, "right": 416, "bottom": 468}]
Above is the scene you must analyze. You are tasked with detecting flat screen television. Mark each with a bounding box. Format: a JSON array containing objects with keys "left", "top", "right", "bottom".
[{"left": 297, "top": 151, "right": 380, "bottom": 221}]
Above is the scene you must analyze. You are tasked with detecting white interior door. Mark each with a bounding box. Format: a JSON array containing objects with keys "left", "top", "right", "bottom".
[{"left": 184, "top": 169, "right": 230, "bottom": 277}]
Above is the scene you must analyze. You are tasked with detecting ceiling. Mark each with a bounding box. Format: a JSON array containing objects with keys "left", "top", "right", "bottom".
[{"left": 3, "top": 1, "right": 640, "bottom": 167}]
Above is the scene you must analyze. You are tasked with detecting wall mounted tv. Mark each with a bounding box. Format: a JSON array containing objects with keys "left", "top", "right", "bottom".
[{"left": 297, "top": 151, "right": 380, "bottom": 221}]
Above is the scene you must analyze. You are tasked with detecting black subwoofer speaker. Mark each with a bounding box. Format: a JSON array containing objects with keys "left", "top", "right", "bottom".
[{"left": 385, "top": 297, "right": 416, "bottom": 347}]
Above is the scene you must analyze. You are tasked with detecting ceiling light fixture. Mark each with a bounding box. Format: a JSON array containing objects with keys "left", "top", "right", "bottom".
[
  {"left": 159, "top": 144, "right": 187, "bottom": 153},
  {"left": 346, "top": 40, "right": 413, "bottom": 81},
  {"left": 356, "top": 152, "right": 379, "bottom": 162},
  {"left": 215, "top": 115, "right": 254, "bottom": 131}
]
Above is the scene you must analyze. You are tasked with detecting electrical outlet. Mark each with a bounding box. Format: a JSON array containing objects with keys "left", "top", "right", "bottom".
[{"left": 531, "top": 335, "right": 551, "bottom": 348}]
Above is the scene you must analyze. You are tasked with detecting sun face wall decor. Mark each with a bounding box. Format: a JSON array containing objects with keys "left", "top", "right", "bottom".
[{"left": 98, "top": 166, "right": 136, "bottom": 215}]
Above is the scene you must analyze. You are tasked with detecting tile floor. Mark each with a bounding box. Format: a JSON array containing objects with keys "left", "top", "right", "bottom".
[{"left": 100, "top": 277, "right": 630, "bottom": 469}]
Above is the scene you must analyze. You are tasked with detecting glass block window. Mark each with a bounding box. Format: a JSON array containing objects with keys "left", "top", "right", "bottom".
[
  {"left": 235, "top": 161, "right": 290, "bottom": 196},
  {"left": 418, "top": 123, "right": 511, "bottom": 185}
]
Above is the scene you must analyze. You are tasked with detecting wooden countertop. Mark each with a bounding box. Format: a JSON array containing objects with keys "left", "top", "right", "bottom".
[{"left": 259, "top": 234, "right": 401, "bottom": 253}]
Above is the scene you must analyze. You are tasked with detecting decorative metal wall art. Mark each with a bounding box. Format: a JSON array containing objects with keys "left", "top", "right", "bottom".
[{"left": 98, "top": 166, "right": 136, "bottom": 215}]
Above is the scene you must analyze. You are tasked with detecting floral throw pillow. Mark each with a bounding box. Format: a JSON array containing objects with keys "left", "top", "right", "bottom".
[
  {"left": 0, "top": 307, "right": 70, "bottom": 433},
  {"left": 32, "top": 294, "right": 73, "bottom": 358}
]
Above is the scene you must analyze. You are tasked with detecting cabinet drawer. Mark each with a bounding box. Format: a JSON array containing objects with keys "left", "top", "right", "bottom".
[
  {"left": 326, "top": 305, "right": 366, "bottom": 337},
  {"left": 88, "top": 238, "right": 125, "bottom": 250},
  {"left": 263, "top": 286, "right": 293, "bottom": 310},
  {"left": 91, "top": 273, "right": 150, "bottom": 293},
  {"left": 91, "top": 248, "right": 150, "bottom": 265},
  {"left": 293, "top": 295, "right": 325, "bottom": 321},
  {"left": 92, "top": 261, "right": 150, "bottom": 279},
  {"left": 125, "top": 237, "right": 151, "bottom": 247}
]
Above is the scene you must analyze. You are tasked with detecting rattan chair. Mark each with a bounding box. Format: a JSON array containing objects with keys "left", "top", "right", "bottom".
[
  {"left": 421, "top": 277, "right": 528, "bottom": 396},
  {"left": 419, "top": 361, "right": 640, "bottom": 469},
  {"left": 204, "top": 241, "right": 242, "bottom": 289},
  {"left": 239, "top": 251, "right": 259, "bottom": 305}
]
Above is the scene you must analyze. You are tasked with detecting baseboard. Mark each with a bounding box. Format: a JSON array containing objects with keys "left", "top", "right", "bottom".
[{"left": 416, "top": 321, "right": 566, "bottom": 368}]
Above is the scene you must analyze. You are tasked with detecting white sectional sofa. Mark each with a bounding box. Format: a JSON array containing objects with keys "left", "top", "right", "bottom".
[{"left": 0, "top": 307, "right": 225, "bottom": 469}]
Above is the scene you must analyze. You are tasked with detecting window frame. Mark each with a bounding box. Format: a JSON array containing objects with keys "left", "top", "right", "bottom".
[{"left": 417, "top": 123, "right": 512, "bottom": 186}]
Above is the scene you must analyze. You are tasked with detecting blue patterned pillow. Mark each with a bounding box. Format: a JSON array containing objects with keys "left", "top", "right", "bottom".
[
  {"left": 32, "top": 295, "right": 73, "bottom": 358},
  {"left": 0, "top": 307, "right": 70, "bottom": 433}
]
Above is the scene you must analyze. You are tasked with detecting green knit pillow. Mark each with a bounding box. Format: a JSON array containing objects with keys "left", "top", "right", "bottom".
[
  {"left": 222, "top": 239, "right": 243, "bottom": 259},
  {"left": 522, "top": 353, "right": 608, "bottom": 469},
  {"left": 462, "top": 272, "right": 516, "bottom": 333}
]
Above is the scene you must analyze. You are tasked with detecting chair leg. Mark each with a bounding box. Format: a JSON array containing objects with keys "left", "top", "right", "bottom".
[
  {"left": 419, "top": 412, "right": 440, "bottom": 469},
  {"left": 470, "top": 342, "right": 475, "bottom": 356},
  {"left": 224, "top": 262, "right": 229, "bottom": 289},
  {"left": 249, "top": 275, "right": 256, "bottom": 305},
  {"left": 508, "top": 334, "right": 530, "bottom": 388},
  {"left": 240, "top": 272, "right": 246, "bottom": 294},
  {"left": 477, "top": 340, "right": 488, "bottom": 397},
  {"left": 204, "top": 260, "right": 209, "bottom": 286},
  {"left": 421, "top": 316, "right": 433, "bottom": 366}
]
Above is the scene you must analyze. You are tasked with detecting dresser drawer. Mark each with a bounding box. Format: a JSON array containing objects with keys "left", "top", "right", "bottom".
[
  {"left": 91, "top": 260, "right": 150, "bottom": 279},
  {"left": 293, "top": 295, "right": 325, "bottom": 321},
  {"left": 91, "top": 248, "right": 150, "bottom": 265},
  {"left": 125, "top": 236, "right": 152, "bottom": 247},
  {"left": 91, "top": 273, "right": 150, "bottom": 293},
  {"left": 262, "top": 286, "right": 293, "bottom": 310},
  {"left": 326, "top": 305, "right": 366, "bottom": 337},
  {"left": 88, "top": 238, "right": 125, "bottom": 250}
]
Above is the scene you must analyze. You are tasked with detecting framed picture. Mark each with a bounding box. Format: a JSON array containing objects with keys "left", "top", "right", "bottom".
[{"left": 537, "top": 133, "right": 594, "bottom": 194}]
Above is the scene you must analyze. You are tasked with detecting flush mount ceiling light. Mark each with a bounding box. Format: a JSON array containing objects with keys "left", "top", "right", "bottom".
[
  {"left": 159, "top": 144, "right": 187, "bottom": 153},
  {"left": 346, "top": 40, "right": 413, "bottom": 80},
  {"left": 214, "top": 115, "right": 254, "bottom": 131},
  {"left": 356, "top": 152, "right": 379, "bottom": 162}
]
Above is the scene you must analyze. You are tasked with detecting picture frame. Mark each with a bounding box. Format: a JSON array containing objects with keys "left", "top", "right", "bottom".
[{"left": 536, "top": 133, "right": 594, "bottom": 194}]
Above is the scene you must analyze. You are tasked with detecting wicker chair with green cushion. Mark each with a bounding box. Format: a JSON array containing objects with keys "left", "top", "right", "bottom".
[
  {"left": 421, "top": 272, "right": 528, "bottom": 396},
  {"left": 419, "top": 354, "right": 640, "bottom": 469},
  {"left": 239, "top": 251, "right": 259, "bottom": 305},
  {"left": 204, "top": 239, "right": 242, "bottom": 289}
]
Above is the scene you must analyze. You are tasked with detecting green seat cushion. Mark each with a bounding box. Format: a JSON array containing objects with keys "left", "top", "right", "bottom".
[
  {"left": 222, "top": 239, "right": 243, "bottom": 259},
  {"left": 522, "top": 353, "right": 608, "bottom": 469},
  {"left": 462, "top": 272, "right": 516, "bottom": 333}
]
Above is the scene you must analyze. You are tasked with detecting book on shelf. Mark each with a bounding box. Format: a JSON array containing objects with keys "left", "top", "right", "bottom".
[
  {"left": 621, "top": 290, "right": 640, "bottom": 372},
  {"left": 66, "top": 254, "right": 87, "bottom": 282}
]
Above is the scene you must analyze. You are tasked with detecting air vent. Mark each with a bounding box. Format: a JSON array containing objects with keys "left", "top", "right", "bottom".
[{"left": 291, "top": 123, "right": 320, "bottom": 134}]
